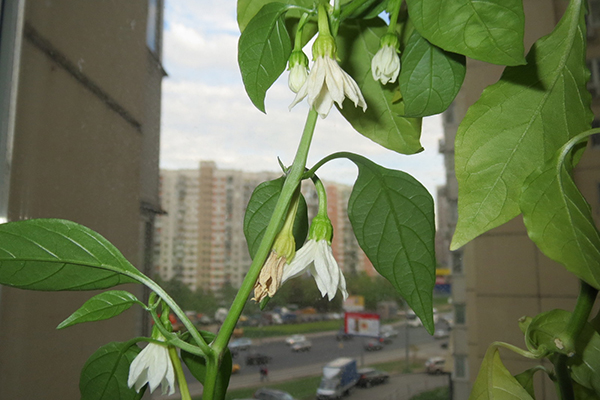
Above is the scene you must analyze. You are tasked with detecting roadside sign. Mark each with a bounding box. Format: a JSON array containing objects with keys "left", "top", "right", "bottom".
[{"left": 344, "top": 312, "right": 380, "bottom": 337}]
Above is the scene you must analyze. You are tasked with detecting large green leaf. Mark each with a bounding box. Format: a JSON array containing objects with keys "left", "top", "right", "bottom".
[
  {"left": 451, "top": 0, "right": 592, "bottom": 250},
  {"left": 405, "top": 0, "right": 525, "bottom": 66},
  {"left": 345, "top": 154, "right": 436, "bottom": 334},
  {"left": 181, "top": 331, "right": 232, "bottom": 400},
  {"left": 0, "top": 219, "right": 142, "bottom": 290},
  {"left": 238, "top": 2, "right": 292, "bottom": 113},
  {"left": 237, "top": 0, "right": 314, "bottom": 32},
  {"left": 513, "top": 368, "right": 538, "bottom": 399},
  {"left": 469, "top": 347, "right": 534, "bottom": 400},
  {"left": 398, "top": 30, "right": 465, "bottom": 117},
  {"left": 336, "top": 19, "right": 423, "bottom": 155},
  {"left": 243, "top": 177, "right": 308, "bottom": 259},
  {"left": 521, "top": 134, "right": 600, "bottom": 289},
  {"left": 80, "top": 341, "right": 143, "bottom": 400},
  {"left": 57, "top": 290, "right": 141, "bottom": 329}
]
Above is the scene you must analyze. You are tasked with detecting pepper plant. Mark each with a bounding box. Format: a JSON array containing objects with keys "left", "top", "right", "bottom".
[{"left": 0, "top": 0, "right": 598, "bottom": 399}]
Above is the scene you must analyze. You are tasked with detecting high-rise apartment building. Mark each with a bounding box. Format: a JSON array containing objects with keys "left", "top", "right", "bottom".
[
  {"left": 0, "top": 1, "right": 164, "bottom": 398},
  {"left": 438, "top": 1, "right": 600, "bottom": 399},
  {"left": 154, "top": 162, "right": 374, "bottom": 295}
]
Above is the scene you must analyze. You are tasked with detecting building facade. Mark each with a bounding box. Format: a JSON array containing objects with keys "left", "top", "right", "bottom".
[
  {"left": 0, "top": 0, "right": 164, "bottom": 398},
  {"left": 438, "top": 1, "right": 600, "bottom": 398},
  {"left": 154, "top": 162, "right": 374, "bottom": 295}
]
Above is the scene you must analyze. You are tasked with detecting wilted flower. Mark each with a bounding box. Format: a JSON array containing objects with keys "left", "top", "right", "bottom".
[
  {"left": 289, "top": 7, "right": 366, "bottom": 118},
  {"left": 372, "top": 33, "right": 401, "bottom": 85},
  {"left": 288, "top": 50, "right": 309, "bottom": 93},
  {"left": 128, "top": 334, "right": 176, "bottom": 395}
]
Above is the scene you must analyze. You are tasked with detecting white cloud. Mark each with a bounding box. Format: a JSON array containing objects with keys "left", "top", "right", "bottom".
[{"left": 160, "top": 1, "right": 446, "bottom": 199}]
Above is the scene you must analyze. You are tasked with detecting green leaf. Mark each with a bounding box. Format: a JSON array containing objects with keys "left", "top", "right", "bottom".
[
  {"left": 521, "top": 134, "right": 600, "bottom": 289},
  {"left": 336, "top": 19, "right": 424, "bottom": 155},
  {"left": 80, "top": 341, "right": 143, "bottom": 400},
  {"left": 345, "top": 154, "right": 436, "bottom": 334},
  {"left": 181, "top": 331, "right": 232, "bottom": 400},
  {"left": 451, "top": 0, "right": 592, "bottom": 250},
  {"left": 469, "top": 347, "right": 534, "bottom": 400},
  {"left": 398, "top": 30, "right": 466, "bottom": 117},
  {"left": 237, "top": 0, "right": 314, "bottom": 32},
  {"left": 405, "top": 0, "right": 525, "bottom": 66},
  {"left": 57, "top": 290, "right": 141, "bottom": 329},
  {"left": 341, "top": 0, "right": 388, "bottom": 20},
  {"left": 0, "top": 219, "right": 142, "bottom": 290},
  {"left": 525, "top": 309, "right": 600, "bottom": 396},
  {"left": 238, "top": 2, "right": 293, "bottom": 113},
  {"left": 513, "top": 368, "right": 537, "bottom": 399},
  {"left": 243, "top": 177, "right": 308, "bottom": 259}
]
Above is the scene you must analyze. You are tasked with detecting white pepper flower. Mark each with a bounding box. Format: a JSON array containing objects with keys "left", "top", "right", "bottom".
[
  {"left": 128, "top": 335, "right": 176, "bottom": 395},
  {"left": 289, "top": 8, "right": 366, "bottom": 118},
  {"left": 282, "top": 238, "right": 348, "bottom": 300},
  {"left": 371, "top": 33, "right": 401, "bottom": 85},
  {"left": 288, "top": 50, "right": 309, "bottom": 93}
]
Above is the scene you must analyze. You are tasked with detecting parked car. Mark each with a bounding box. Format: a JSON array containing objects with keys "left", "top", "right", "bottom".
[
  {"left": 364, "top": 339, "right": 383, "bottom": 351},
  {"left": 291, "top": 340, "right": 312, "bottom": 352},
  {"left": 229, "top": 338, "right": 253, "bottom": 351},
  {"left": 253, "top": 388, "right": 295, "bottom": 400},
  {"left": 246, "top": 352, "right": 272, "bottom": 366},
  {"left": 357, "top": 368, "right": 389, "bottom": 388},
  {"left": 285, "top": 334, "right": 306, "bottom": 346},
  {"left": 425, "top": 357, "right": 446, "bottom": 374},
  {"left": 380, "top": 325, "right": 399, "bottom": 338},
  {"left": 434, "top": 329, "right": 449, "bottom": 339},
  {"left": 232, "top": 363, "right": 241, "bottom": 374}
]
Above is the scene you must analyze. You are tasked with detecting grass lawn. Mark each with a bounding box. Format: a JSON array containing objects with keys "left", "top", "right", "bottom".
[
  {"left": 410, "top": 386, "right": 449, "bottom": 400},
  {"left": 242, "top": 320, "right": 343, "bottom": 338}
]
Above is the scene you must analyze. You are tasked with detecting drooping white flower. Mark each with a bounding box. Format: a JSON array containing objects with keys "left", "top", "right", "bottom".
[
  {"left": 372, "top": 45, "right": 400, "bottom": 84},
  {"left": 128, "top": 338, "right": 176, "bottom": 395},
  {"left": 289, "top": 6, "right": 366, "bottom": 119},
  {"left": 281, "top": 238, "right": 348, "bottom": 301},
  {"left": 371, "top": 33, "right": 401, "bottom": 85}
]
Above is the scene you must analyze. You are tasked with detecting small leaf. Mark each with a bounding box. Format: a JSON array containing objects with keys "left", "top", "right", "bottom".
[
  {"left": 181, "top": 331, "right": 232, "bottom": 400},
  {"left": 238, "top": 2, "right": 293, "bottom": 112},
  {"left": 57, "top": 290, "right": 140, "bottom": 329},
  {"left": 521, "top": 134, "right": 600, "bottom": 289},
  {"left": 0, "top": 219, "right": 142, "bottom": 290},
  {"left": 398, "top": 30, "right": 466, "bottom": 117},
  {"left": 405, "top": 0, "right": 525, "bottom": 66},
  {"left": 345, "top": 154, "right": 436, "bottom": 334},
  {"left": 336, "top": 19, "right": 423, "bottom": 155},
  {"left": 514, "top": 368, "right": 537, "bottom": 398},
  {"left": 243, "top": 177, "right": 308, "bottom": 259},
  {"left": 237, "top": 0, "right": 314, "bottom": 33},
  {"left": 80, "top": 341, "right": 143, "bottom": 400},
  {"left": 341, "top": 0, "right": 388, "bottom": 20},
  {"left": 451, "top": 0, "right": 592, "bottom": 249},
  {"left": 469, "top": 347, "right": 534, "bottom": 400}
]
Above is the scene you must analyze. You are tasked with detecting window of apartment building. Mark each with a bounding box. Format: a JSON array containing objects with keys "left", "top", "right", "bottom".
[
  {"left": 587, "top": 58, "right": 600, "bottom": 98},
  {"left": 589, "top": 0, "right": 600, "bottom": 28},
  {"left": 146, "top": 0, "right": 161, "bottom": 55},
  {"left": 451, "top": 251, "right": 463, "bottom": 274},
  {"left": 454, "top": 355, "right": 468, "bottom": 379},
  {"left": 455, "top": 303, "right": 466, "bottom": 325}
]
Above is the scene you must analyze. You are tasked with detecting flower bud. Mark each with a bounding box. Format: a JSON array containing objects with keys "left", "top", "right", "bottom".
[{"left": 288, "top": 51, "right": 309, "bottom": 93}]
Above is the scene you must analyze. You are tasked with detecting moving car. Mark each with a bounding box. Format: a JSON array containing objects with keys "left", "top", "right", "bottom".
[
  {"left": 229, "top": 338, "right": 253, "bottom": 351},
  {"left": 356, "top": 368, "right": 389, "bottom": 388},
  {"left": 246, "top": 352, "right": 272, "bottom": 366},
  {"left": 291, "top": 340, "right": 312, "bottom": 352},
  {"left": 363, "top": 339, "right": 383, "bottom": 351},
  {"left": 425, "top": 357, "right": 446, "bottom": 374},
  {"left": 335, "top": 330, "right": 353, "bottom": 341},
  {"left": 253, "top": 388, "right": 295, "bottom": 400},
  {"left": 285, "top": 334, "right": 306, "bottom": 346},
  {"left": 434, "top": 329, "right": 449, "bottom": 339},
  {"left": 316, "top": 358, "right": 359, "bottom": 399}
]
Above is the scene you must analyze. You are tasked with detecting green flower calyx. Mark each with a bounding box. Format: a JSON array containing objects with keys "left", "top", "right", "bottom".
[
  {"left": 380, "top": 33, "right": 400, "bottom": 52},
  {"left": 309, "top": 214, "right": 333, "bottom": 244},
  {"left": 288, "top": 50, "right": 309, "bottom": 70}
]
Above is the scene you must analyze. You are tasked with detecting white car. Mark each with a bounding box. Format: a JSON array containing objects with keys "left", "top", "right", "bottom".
[{"left": 285, "top": 334, "right": 306, "bottom": 346}]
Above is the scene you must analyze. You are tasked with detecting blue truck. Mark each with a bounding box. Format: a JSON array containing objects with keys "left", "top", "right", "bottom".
[{"left": 316, "top": 358, "right": 359, "bottom": 399}]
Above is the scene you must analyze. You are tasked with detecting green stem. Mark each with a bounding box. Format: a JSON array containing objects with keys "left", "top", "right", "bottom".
[
  {"left": 169, "top": 347, "right": 192, "bottom": 400},
  {"left": 387, "top": 0, "right": 403, "bottom": 32},
  {"left": 202, "top": 109, "right": 319, "bottom": 400},
  {"left": 312, "top": 176, "right": 328, "bottom": 216},
  {"left": 294, "top": 13, "right": 311, "bottom": 50},
  {"left": 555, "top": 280, "right": 598, "bottom": 355},
  {"left": 149, "top": 307, "right": 205, "bottom": 356},
  {"left": 490, "top": 341, "right": 540, "bottom": 360},
  {"left": 553, "top": 354, "right": 575, "bottom": 400}
]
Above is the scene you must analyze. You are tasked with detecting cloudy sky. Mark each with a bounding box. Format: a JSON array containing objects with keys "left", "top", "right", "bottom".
[{"left": 159, "top": 1, "right": 446, "bottom": 198}]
